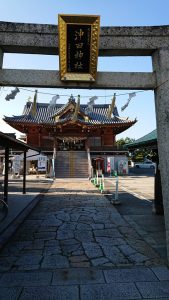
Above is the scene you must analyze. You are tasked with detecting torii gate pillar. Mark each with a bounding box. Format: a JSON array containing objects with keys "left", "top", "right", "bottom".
[
  {"left": 0, "top": 48, "right": 3, "bottom": 68},
  {"left": 153, "top": 49, "right": 169, "bottom": 261}
]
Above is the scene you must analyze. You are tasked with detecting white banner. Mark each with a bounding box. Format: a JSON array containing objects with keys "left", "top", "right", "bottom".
[
  {"left": 38, "top": 156, "right": 47, "bottom": 171},
  {"left": 107, "top": 157, "right": 115, "bottom": 173},
  {"left": 107, "top": 157, "right": 111, "bottom": 173},
  {"left": 13, "top": 155, "right": 21, "bottom": 174},
  {"left": 118, "top": 159, "right": 128, "bottom": 175}
]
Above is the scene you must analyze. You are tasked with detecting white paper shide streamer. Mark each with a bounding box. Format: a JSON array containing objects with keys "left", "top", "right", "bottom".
[
  {"left": 121, "top": 92, "right": 136, "bottom": 111},
  {"left": 86, "top": 96, "right": 98, "bottom": 113},
  {"left": 48, "top": 95, "right": 60, "bottom": 113}
]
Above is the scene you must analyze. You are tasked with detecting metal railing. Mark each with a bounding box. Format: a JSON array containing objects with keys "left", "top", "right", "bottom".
[
  {"left": 91, "top": 171, "right": 120, "bottom": 204},
  {"left": 0, "top": 182, "right": 8, "bottom": 222},
  {"left": 87, "top": 148, "right": 92, "bottom": 179}
]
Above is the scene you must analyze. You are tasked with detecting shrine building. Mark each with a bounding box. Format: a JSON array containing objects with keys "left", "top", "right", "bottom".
[{"left": 4, "top": 95, "right": 136, "bottom": 178}]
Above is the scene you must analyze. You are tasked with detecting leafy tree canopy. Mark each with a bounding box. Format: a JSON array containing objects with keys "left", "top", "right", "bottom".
[
  {"left": 116, "top": 137, "right": 135, "bottom": 146},
  {"left": 116, "top": 137, "right": 153, "bottom": 162}
]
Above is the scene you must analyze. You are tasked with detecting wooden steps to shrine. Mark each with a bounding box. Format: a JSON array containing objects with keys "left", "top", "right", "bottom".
[{"left": 54, "top": 151, "right": 89, "bottom": 178}]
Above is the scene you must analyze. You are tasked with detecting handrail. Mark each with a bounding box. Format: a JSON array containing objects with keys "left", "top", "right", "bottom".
[
  {"left": 87, "top": 148, "right": 92, "bottom": 178},
  {"left": 96, "top": 174, "right": 120, "bottom": 204}
]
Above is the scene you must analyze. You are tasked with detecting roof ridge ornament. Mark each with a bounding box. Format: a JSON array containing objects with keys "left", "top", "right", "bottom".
[
  {"left": 30, "top": 90, "right": 38, "bottom": 117},
  {"left": 107, "top": 93, "right": 116, "bottom": 119},
  {"left": 68, "top": 94, "right": 76, "bottom": 104},
  {"left": 72, "top": 95, "right": 80, "bottom": 121}
]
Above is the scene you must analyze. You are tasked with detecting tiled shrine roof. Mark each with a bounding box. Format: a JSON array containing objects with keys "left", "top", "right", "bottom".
[{"left": 4, "top": 99, "right": 136, "bottom": 127}]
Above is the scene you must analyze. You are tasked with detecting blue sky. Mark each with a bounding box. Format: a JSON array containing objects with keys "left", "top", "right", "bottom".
[{"left": 0, "top": 0, "right": 169, "bottom": 139}]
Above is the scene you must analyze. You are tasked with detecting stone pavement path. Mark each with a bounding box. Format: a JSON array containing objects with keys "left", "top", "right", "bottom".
[{"left": 0, "top": 180, "right": 169, "bottom": 299}]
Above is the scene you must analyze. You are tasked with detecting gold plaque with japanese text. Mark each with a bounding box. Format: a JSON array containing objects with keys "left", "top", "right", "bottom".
[{"left": 58, "top": 14, "right": 100, "bottom": 82}]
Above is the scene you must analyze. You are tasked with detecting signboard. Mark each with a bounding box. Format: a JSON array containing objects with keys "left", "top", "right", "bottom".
[
  {"left": 38, "top": 156, "right": 47, "bottom": 172},
  {"left": 107, "top": 157, "right": 115, "bottom": 174},
  {"left": 107, "top": 157, "right": 111, "bottom": 173},
  {"left": 118, "top": 159, "right": 128, "bottom": 175},
  {"left": 13, "top": 155, "right": 21, "bottom": 174},
  {"left": 58, "top": 14, "right": 100, "bottom": 82}
]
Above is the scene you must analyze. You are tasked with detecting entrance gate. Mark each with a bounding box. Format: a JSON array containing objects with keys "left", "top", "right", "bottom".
[{"left": 1, "top": 22, "right": 169, "bottom": 261}]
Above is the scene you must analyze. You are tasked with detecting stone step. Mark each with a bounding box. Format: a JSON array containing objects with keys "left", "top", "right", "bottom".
[{"left": 54, "top": 151, "right": 89, "bottom": 178}]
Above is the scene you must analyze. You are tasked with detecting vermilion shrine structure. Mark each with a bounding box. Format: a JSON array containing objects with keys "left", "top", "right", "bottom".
[{"left": 3, "top": 95, "right": 136, "bottom": 177}]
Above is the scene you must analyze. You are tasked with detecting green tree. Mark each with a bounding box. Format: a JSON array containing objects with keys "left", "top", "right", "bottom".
[
  {"left": 116, "top": 137, "right": 154, "bottom": 163},
  {"left": 116, "top": 137, "right": 135, "bottom": 146},
  {"left": 132, "top": 148, "right": 154, "bottom": 162}
]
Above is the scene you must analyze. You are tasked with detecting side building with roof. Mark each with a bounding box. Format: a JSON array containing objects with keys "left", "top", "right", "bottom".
[
  {"left": 125, "top": 129, "right": 164, "bottom": 215},
  {"left": 4, "top": 95, "right": 137, "bottom": 178},
  {"left": 126, "top": 129, "right": 157, "bottom": 151}
]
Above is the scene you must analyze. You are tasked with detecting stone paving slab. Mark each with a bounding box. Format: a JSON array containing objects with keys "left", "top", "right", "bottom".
[
  {"left": 104, "top": 267, "right": 158, "bottom": 283},
  {"left": 41, "top": 254, "right": 69, "bottom": 269},
  {"left": 52, "top": 268, "right": 105, "bottom": 285},
  {"left": 0, "top": 287, "right": 22, "bottom": 300},
  {"left": 80, "top": 283, "right": 142, "bottom": 299},
  {"left": 136, "top": 281, "right": 169, "bottom": 298},
  {"left": 0, "top": 271, "right": 52, "bottom": 287},
  {"left": 19, "top": 286, "right": 79, "bottom": 300},
  {"left": 151, "top": 265, "right": 169, "bottom": 280}
]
